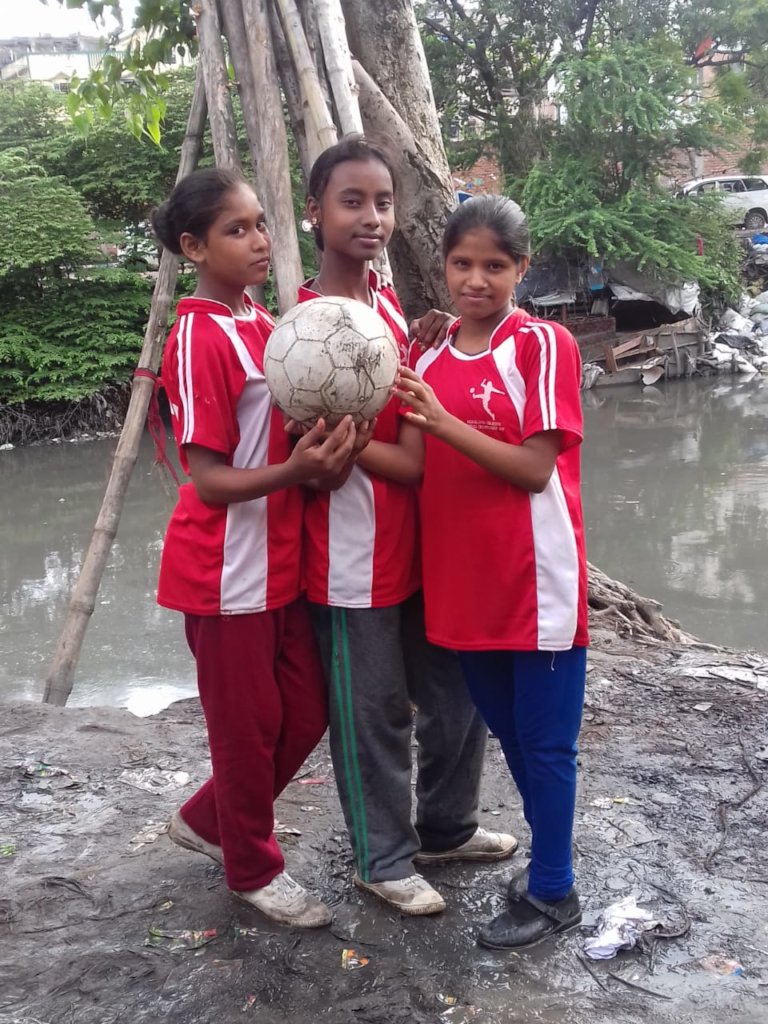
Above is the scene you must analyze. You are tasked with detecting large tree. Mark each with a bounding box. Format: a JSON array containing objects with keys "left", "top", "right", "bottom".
[{"left": 416, "top": 0, "right": 768, "bottom": 181}]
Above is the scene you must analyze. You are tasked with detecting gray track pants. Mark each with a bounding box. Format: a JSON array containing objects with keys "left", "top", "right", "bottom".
[{"left": 310, "top": 591, "right": 487, "bottom": 882}]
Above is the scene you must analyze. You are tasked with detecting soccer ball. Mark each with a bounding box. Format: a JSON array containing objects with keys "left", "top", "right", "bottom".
[{"left": 264, "top": 296, "right": 400, "bottom": 425}]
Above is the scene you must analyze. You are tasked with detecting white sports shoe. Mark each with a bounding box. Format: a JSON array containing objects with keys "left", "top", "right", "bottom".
[
  {"left": 168, "top": 811, "right": 223, "bottom": 865},
  {"left": 234, "top": 871, "right": 332, "bottom": 928},
  {"left": 414, "top": 827, "right": 519, "bottom": 865},
  {"left": 354, "top": 873, "right": 446, "bottom": 915}
]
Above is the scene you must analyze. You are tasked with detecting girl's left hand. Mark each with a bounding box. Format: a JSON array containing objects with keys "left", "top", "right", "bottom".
[{"left": 394, "top": 366, "right": 450, "bottom": 435}]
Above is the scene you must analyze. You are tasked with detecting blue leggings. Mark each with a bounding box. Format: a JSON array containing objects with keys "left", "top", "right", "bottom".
[{"left": 459, "top": 647, "right": 587, "bottom": 901}]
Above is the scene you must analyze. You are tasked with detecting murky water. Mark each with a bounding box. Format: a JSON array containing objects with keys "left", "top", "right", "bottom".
[
  {"left": 582, "top": 376, "right": 768, "bottom": 652},
  {"left": 2, "top": 375, "right": 767, "bottom": 712}
]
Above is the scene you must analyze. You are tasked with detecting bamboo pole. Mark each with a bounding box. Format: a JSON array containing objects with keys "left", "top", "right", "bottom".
[
  {"left": 314, "top": 0, "right": 363, "bottom": 134},
  {"left": 237, "top": 0, "right": 304, "bottom": 311},
  {"left": 273, "top": 0, "right": 338, "bottom": 164},
  {"left": 195, "top": 0, "right": 240, "bottom": 169},
  {"left": 269, "top": 2, "right": 312, "bottom": 182},
  {"left": 297, "top": 0, "right": 332, "bottom": 109},
  {"left": 42, "top": 68, "right": 208, "bottom": 707}
]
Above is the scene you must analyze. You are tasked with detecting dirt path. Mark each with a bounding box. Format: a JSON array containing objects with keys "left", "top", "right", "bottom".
[{"left": 1, "top": 626, "right": 767, "bottom": 1024}]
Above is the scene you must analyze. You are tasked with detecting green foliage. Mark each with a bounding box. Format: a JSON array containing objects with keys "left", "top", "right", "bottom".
[
  {"left": 0, "top": 273, "right": 153, "bottom": 403},
  {"left": 47, "top": 70, "right": 202, "bottom": 222},
  {"left": 520, "top": 39, "right": 743, "bottom": 301},
  {"left": 0, "top": 149, "right": 97, "bottom": 279},
  {"left": 51, "top": 0, "right": 197, "bottom": 138}
]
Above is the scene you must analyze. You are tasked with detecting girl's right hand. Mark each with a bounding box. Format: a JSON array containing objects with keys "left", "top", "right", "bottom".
[
  {"left": 288, "top": 416, "right": 356, "bottom": 481},
  {"left": 409, "top": 309, "right": 456, "bottom": 349}
]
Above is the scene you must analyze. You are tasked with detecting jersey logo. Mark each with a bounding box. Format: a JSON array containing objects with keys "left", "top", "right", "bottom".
[{"left": 470, "top": 378, "right": 504, "bottom": 421}]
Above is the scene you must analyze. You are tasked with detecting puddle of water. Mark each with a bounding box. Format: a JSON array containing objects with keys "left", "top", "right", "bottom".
[
  {"left": 3, "top": 375, "right": 768, "bottom": 712},
  {"left": 582, "top": 376, "right": 768, "bottom": 651}
]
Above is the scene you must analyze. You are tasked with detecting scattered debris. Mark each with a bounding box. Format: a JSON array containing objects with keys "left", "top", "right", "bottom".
[
  {"left": 130, "top": 821, "right": 170, "bottom": 847},
  {"left": 297, "top": 777, "right": 329, "bottom": 785},
  {"left": 241, "top": 994, "right": 258, "bottom": 1011},
  {"left": 120, "top": 768, "right": 190, "bottom": 794},
  {"left": 233, "top": 926, "right": 263, "bottom": 939},
  {"left": 590, "top": 796, "right": 636, "bottom": 808},
  {"left": 341, "top": 948, "right": 369, "bottom": 970},
  {"left": 693, "top": 703, "right": 713, "bottom": 712},
  {"left": 699, "top": 954, "right": 745, "bottom": 977},
  {"left": 440, "top": 1007, "right": 480, "bottom": 1023},
  {"left": 583, "top": 896, "right": 660, "bottom": 960},
  {"left": 274, "top": 821, "right": 302, "bottom": 837},
  {"left": 1, "top": 842, "right": 15, "bottom": 857},
  {"left": 145, "top": 927, "right": 217, "bottom": 951},
  {"left": 438, "top": 994, "right": 458, "bottom": 1006},
  {"left": 19, "top": 760, "right": 69, "bottom": 779}
]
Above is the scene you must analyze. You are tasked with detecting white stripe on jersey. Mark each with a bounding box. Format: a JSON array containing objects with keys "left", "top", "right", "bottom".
[
  {"left": 210, "top": 314, "right": 260, "bottom": 378},
  {"left": 327, "top": 465, "right": 376, "bottom": 606},
  {"left": 178, "top": 313, "right": 195, "bottom": 444},
  {"left": 523, "top": 323, "right": 559, "bottom": 431},
  {"left": 210, "top": 313, "right": 270, "bottom": 613},
  {"left": 414, "top": 341, "right": 446, "bottom": 376},
  {"left": 530, "top": 466, "right": 579, "bottom": 649},
  {"left": 492, "top": 336, "right": 525, "bottom": 430},
  {"left": 375, "top": 291, "right": 410, "bottom": 342}
]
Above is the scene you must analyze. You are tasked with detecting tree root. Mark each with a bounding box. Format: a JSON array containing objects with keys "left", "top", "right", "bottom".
[
  {"left": 588, "top": 561, "right": 698, "bottom": 644},
  {"left": 0, "top": 386, "right": 130, "bottom": 447}
]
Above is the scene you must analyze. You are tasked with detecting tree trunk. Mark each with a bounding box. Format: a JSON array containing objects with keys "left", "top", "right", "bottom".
[
  {"left": 340, "top": 0, "right": 455, "bottom": 317},
  {"left": 353, "top": 60, "right": 453, "bottom": 315},
  {"left": 195, "top": 0, "right": 240, "bottom": 169},
  {"left": 42, "top": 68, "right": 208, "bottom": 707},
  {"left": 238, "top": 0, "right": 305, "bottom": 311}
]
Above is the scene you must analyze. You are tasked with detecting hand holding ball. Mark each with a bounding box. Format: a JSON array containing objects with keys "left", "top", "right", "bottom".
[{"left": 264, "top": 297, "right": 400, "bottom": 425}]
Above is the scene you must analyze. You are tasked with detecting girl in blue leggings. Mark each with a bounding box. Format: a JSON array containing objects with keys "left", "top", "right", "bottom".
[{"left": 397, "top": 194, "right": 588, "bottom": 949}]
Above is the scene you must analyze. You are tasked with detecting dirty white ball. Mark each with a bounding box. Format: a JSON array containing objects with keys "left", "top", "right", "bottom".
[{"left": 264, "top": 296, "right": 400, "bottom": 425}]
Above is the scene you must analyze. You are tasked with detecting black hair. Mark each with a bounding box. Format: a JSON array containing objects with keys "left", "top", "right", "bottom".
[
  {"left": 151, "top": 167, "right": 249, "bottom": 255},
  {"left": 442, "top": 194, "right": 531, "bottom": 263},
  {"left": 307, "top": 134, "right": 397, "bottom": 251}
]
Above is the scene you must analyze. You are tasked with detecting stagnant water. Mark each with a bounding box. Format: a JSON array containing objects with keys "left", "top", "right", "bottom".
[{"left": 2, "top": 375, "right": 767, "bottom": 713}]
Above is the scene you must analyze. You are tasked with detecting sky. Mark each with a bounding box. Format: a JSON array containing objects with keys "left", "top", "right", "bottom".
[{"left": 0, "top": 0, "right": 138, "bottom": 39}]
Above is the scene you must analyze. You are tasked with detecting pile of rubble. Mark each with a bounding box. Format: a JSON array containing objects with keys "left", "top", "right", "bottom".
[{"left": 704, "top": 290, "right": 768, "bottom": 374}]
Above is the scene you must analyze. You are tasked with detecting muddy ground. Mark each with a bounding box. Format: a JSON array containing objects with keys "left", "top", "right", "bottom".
[{"left": 1, "top": 625, "right": 767, "bottom": 1024}]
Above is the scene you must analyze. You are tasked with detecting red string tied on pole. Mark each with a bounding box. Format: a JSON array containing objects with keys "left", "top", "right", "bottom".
[{"left": 134, "top": 368, "right": 181, "bottom": 487}]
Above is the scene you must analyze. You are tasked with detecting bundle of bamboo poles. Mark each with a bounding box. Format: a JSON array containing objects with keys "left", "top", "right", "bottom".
[{"left": 42, "top": 0, "right": 406, "bottom": 705}]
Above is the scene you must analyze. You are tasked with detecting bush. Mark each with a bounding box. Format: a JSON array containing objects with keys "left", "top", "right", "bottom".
[{"left": 0, "top": 272, "right": 154, "bottom": 404}]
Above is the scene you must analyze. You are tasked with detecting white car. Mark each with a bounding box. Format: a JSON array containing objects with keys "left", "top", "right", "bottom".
[{"left": 680, "top": 175, "right": 768, "bottom": 230}]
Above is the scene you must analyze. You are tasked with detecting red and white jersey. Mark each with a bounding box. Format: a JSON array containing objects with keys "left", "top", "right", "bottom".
[
  {"left": 157, "top": 295, "right": 303, "bottom": 616},
  {"left": 414, "top": 308, "right": 588, "bottom": 651},
  {"left": 297, "top": 274, "right": 419, "bottom": 608}
]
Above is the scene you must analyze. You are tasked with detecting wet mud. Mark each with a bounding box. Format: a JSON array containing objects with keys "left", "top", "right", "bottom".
[{"left": 1, "top": 625, "right": 767, "bottom": 1024}]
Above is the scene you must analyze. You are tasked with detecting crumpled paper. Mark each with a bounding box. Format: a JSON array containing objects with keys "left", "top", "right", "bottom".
[{"left": 583, "top": 895, "right": 659, "bottom": 960}]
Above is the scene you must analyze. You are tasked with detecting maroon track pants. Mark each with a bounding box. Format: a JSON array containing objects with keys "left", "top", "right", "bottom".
[{"left": 179, "top": 599, "right": 328, "bottom": 892}]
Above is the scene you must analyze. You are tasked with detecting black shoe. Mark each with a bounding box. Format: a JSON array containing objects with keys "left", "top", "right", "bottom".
[
  {"left": 506, "top": 862, "right": 531, "bottom": 902},
  {"left": 477, "top": 888, "right": 582, "bottom": 950}
]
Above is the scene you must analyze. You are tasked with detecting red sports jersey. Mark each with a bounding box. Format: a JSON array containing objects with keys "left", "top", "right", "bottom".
[
  {"left": 157, "top": 295, "right": 303, "bottom": 616},
  {"left": 297, "top": 273, "right": 419, "bottom": 608},
  {"left": 413, "top": 309, "right": 589, "bottom": 651}
]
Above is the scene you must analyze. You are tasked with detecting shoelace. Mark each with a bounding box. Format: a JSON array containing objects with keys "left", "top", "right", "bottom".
[{"left": 269, "top": 872, "right": 303, "bottom": 901}]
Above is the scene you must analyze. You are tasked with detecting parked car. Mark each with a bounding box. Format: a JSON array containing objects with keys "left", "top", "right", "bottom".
[{"left": 679, "top": 175, "right": 768, "bottom": 230}]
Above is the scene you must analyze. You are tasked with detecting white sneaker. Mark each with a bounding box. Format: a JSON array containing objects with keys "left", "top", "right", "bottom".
[
  {"left": 414, "top": 827, "right": 519, "bottom": 865},
  {"left": 233, "top": 871, "right": 332, "bottom": 928},
  {"left": 168, "top": 811, "right": 223, "bottom": 865},
  {"left": 354, "top": 873, "right": 446, "bottom": 915}
]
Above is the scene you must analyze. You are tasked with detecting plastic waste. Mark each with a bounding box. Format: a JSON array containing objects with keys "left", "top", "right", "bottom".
[{"left": 583, "top": 896, "right": 660, "bottom": 960}]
